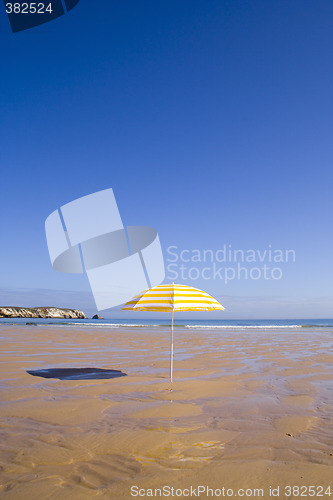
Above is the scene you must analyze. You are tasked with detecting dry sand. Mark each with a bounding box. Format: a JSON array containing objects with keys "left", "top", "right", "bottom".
[{"left": 0, "top": 323, "right": 333, "bottom": 499}]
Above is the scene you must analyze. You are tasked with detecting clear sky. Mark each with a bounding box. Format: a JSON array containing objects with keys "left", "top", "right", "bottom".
[{"left": 0, "top": 0, "right": 332, "bottom": 319}]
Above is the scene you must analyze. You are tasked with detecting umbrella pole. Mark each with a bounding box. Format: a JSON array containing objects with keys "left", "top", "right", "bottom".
[{"left": 170, "top": 309, "right": 174, "bottom": 382}]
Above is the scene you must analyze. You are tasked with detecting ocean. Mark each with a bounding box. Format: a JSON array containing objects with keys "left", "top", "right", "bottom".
[{"left": 0, "top": 318, "right": 333, "bottom": 328}]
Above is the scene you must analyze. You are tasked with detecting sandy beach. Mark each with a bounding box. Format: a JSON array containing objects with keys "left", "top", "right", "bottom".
[{"left": 0, "top": 323, "right": 333, "bottom": 499}]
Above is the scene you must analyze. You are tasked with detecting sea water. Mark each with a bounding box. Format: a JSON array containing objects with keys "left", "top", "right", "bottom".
[{"left": 1, "top": 317, "right": 333, "bottom": 328}]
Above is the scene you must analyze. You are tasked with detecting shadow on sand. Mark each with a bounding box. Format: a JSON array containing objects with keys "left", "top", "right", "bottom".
[{"left": 27, "top": 367, "right": 127, "bottom": 380}]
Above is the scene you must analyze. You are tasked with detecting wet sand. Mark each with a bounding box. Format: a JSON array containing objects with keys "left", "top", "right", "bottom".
[{"left": 0, "top": 324, "right": 333, "bottom": 499}]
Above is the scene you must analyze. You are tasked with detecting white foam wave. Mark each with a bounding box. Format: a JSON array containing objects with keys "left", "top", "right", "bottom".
[
  {"left": 53, "top": 322, "right": 161, "bottom": 328},
  {"left": 184, "top": 324, "right": 303, "bottom": 329},
  {"left": 54, "top": 322, "right": 303, "bottom": 329}
]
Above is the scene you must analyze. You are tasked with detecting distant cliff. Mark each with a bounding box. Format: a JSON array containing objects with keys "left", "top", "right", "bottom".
[{"left": 0, "top": 307, "right": 86, "bottom": 319}]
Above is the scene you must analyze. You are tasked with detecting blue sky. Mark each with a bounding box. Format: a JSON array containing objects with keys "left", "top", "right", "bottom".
[{"left": 0, "top": 0, "right": 332, "bottom": 318}]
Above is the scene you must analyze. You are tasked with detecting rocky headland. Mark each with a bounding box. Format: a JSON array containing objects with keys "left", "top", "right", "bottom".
[{"left": 0, "top": 307, "right": 86, "bottom": 319}]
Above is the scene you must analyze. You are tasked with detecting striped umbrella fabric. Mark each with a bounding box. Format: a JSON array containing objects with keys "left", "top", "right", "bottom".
[
  {"left": 123, "top": 283, "right": 225, "bottom": 381},
  {"left": 123, "top": 283, "right": 224, "bottom": 312}
]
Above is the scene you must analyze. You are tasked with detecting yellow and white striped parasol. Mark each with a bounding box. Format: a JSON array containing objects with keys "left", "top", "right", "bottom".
[{"left": 123, "top": 283, "right": 225, "bottom": 381}]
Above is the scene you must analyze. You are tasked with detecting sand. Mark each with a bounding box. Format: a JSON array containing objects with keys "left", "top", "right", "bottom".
[{"left": 0, "top": 324, "right": 333, "bottom": 499}]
